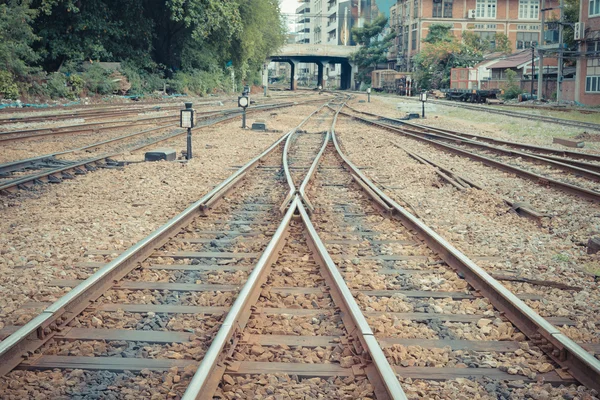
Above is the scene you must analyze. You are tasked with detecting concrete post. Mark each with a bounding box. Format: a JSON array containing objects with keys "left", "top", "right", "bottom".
[
  {"left": 262, "top": 62, "right": 269, "bottom": 96},
  {"left": 290, "top": 59, "right": 299, "bottom": 91}
]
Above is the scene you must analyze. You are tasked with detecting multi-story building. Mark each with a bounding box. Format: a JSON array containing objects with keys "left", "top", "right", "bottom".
[
  {"left": 575, "top": 0, "right": 600, "bottom": 105},
  {"left": 388, "top": 0, "right": 556, "bottom": 71},
  {"left": 311, "top": 0, "right": 373, "bottom": 46}
]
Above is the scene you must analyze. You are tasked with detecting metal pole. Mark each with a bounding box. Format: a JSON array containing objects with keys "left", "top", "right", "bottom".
[
  {"left": 186, "top": 127, "right": 192, "bottom": 160},
  {"left": 557, "top": 0, "right": 564, "bottom": 103},
  {"left": 242, "top": 108, "right": 247, "bottom": 129},
  {"left": 538, "top": 0, "right": 545, "bottom": 99},
  {"left": 368, "top": 93, "right": 370, "bottom": 102},
  {"left": 531, "top": 46, "right": 535, "bottom": 96},
  {"left": 422, "top": 100, "right": 425, "bottom": 118}
]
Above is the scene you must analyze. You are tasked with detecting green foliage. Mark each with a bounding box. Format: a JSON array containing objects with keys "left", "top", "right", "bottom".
[
  {"left": 0, "top": 0, "right": 39, "bottom": 77},
  {"left": 0, "top": 70, "right": 20, "bottom": 99},
  {"left": 350, "top": 15, "right": 395, "bottom": 83},
  {"left": 0, "top": 0, "right": 286, "bottom": 99},
  {"left": 169, "top": 69, "right": 230, "bottom": 96},
  {"left": 81, "top": 64, "right": 118, "bottom": 95},
  {"left": 45, "top": 72, "right": 70, "bottom": 99},
  {"left": 68, "top": 74, "right": 85, "bottom": 96},
  {"left": 502, "top": 69, "right": 523, "bottom": 100},
  {"left": 424, "top": 24, "right": 454, "bottom": 44}
]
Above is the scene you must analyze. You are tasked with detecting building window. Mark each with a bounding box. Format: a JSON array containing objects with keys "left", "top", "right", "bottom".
[
  {"left": 590, "top": 0, "right": 600, "bottom": 16},
  {"left": 476, "top": 0, "right": 496, "bottom": 18},
  {"left": 519, "top": 0, "right": 539, "bottom": 19},
  {"left": 586, "top": 76, "right": 600, "bottom": 92},
  {"left": 433, "top": 0, "right": 453, "bottom": 18},
  {"left": 588, "top": 41, "right": 600, "bottom": 53},
  {"left": 411, "top": 23, "right": 417, "bottom": 50},
  {"left": 516, "top": 32, "right": 539, "bottom": 49},
  {"left": 413, "top": 0, "right": 418, "bottom": 18},
  {"left": 476, "top": 31, "right": 497, "bottom": 49}
]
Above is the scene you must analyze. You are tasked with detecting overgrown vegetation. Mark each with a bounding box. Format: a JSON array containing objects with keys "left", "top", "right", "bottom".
[
  {"left": 0, "top": 0, "right": 286, "bottom": 101},
  {"left": 502, "top": 69, "right": 523, "bottom": 100}
]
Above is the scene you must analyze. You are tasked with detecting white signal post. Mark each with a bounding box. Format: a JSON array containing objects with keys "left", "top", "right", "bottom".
[
  {"left": 238, "top": 95, "right": 249, "bottom": 128},
  {"left": 180, "top": 102, "right": 195, "bottom": 160}
]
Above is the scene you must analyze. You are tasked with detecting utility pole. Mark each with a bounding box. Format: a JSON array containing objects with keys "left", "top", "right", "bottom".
[
  {"left": 538, "top": 0, "right": 545, "bottom": 99},
  {"left": 531, "top": 46, "right": 535, "bottom": 96},
  {"left": 557, "top": 0, "right": 564, "bottom": 103}
]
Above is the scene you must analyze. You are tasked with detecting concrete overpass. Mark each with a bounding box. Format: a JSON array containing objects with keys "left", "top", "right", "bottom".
[{"left": 267, "top": 44, "right": 359, "bottom": 90}]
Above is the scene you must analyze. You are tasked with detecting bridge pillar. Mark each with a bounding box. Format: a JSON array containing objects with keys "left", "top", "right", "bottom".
[
  {"left": 290, "top": 59, "right": 299, "bottom": 91},
  {"left": 340, "top": 61, "right": 351, "bottom": 90},
  {"left": 316, "top": 61, "right": 328, "bottom": 89}
]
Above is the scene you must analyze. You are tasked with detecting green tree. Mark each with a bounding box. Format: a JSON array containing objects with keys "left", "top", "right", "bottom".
[
  {"left": 0, "top": 0, "right": 39, "bottom": 76},
  {"left": 350, "top": 15, "right": 395, "bottom": 84}
]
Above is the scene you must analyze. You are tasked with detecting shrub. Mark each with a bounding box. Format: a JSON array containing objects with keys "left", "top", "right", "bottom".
[
  {"left": 502, "top": 69, "right": 523, "bottom": 100},
  {"left": 68, "top": 74, "right": 85, "bottom": 97},
  {"left": 169, "top": 69, "right": 229, "bottom": 96},
  {"left": 45, "top": 72, "right": 72, "bottom": 99},
  {"left": 81, "top": 64, "right": 118, "bottom": 95},
  {"left": 0, "top": 70, "right": 19, "bottom": 100}
]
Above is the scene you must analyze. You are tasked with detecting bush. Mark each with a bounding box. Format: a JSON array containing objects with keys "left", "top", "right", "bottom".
[
  {"left": 0, "top": 70, "right": 19, "bottom": 100},
  {"left": 502, "top": 69, "right": 523, "bottom": 100},
  {"left": 169, "top": 69, "right": 229, "bottom": 96},
  {"left": 81, "top": 64, "right": 118, "bottom": 95},
  {"left": 68, "top": 74, "right": 85, "bottom": 97},
  {"left": 45, "top": 72, "right": 72, "bottom": 99}
]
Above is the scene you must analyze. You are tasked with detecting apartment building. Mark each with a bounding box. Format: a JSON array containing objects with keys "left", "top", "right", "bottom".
[
  {"left": 575, "top": 0, "right": 600, "bottom": 104},
  {"left": 388, "top": 0, "right": 556, "bottom": 71},
  {"left": 311, "top": 0, "right": 373, "bottom": 46}
]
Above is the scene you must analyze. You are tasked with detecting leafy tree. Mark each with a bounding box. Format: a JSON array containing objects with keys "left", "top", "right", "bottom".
[
  {"left": 350, "top": 15, "right": 395, "bottom": 84},
  {"left": 0, "top": 0, "right": 39, "bottom": 76}
]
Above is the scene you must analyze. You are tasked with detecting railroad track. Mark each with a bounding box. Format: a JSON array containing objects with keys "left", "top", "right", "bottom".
[
  {"left": 0, "top": 98, "right": 323, "bottom": 195},
  {"left": 341, "top": 106, "right": 600, "bottom": 204},
  {"left": 1, "top": 95, "right": 599, "bottom": 399},
  {"left": 409, "top": 97, "right": 600, "bottom": 132}
]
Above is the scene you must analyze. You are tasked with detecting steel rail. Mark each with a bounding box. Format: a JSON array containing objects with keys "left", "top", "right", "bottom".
[
  {"left": 298, "top": 129, "right": 330, "bottom": 213},
  {"left": 280, "top": 102, "right": 334, "bottom": 212},
  {"left": 346, "top": 105, "right": 600, "bottom": 164},
  {"left": 413, "top": 97, "right": 600, "bottom": 131},
  {"left": 0, "top": 99, "right": 331, "bottom": 376},
  {"left": 296, "top": 200, "right": 408, "bottom": 400},
  {"left": 345, "top": 106, "right": 600, "bottom": 180},
  {"left": 331, "top": 107, "right": 600, "bottom": 392},
  {"left": 0, "top": 123, "right": 179, "bottom": 176},
  {"left": 0, "top": 105, "right": 307, "bottom": 375},
  {"left": 181, "top": 196, "right": 298, "bottom": 400},
  {"left": 0, "top": 100, "right": 318, "bottom": 194},
  {"left": 340, "top": 111, "right": 600, "bottom": 203}
]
